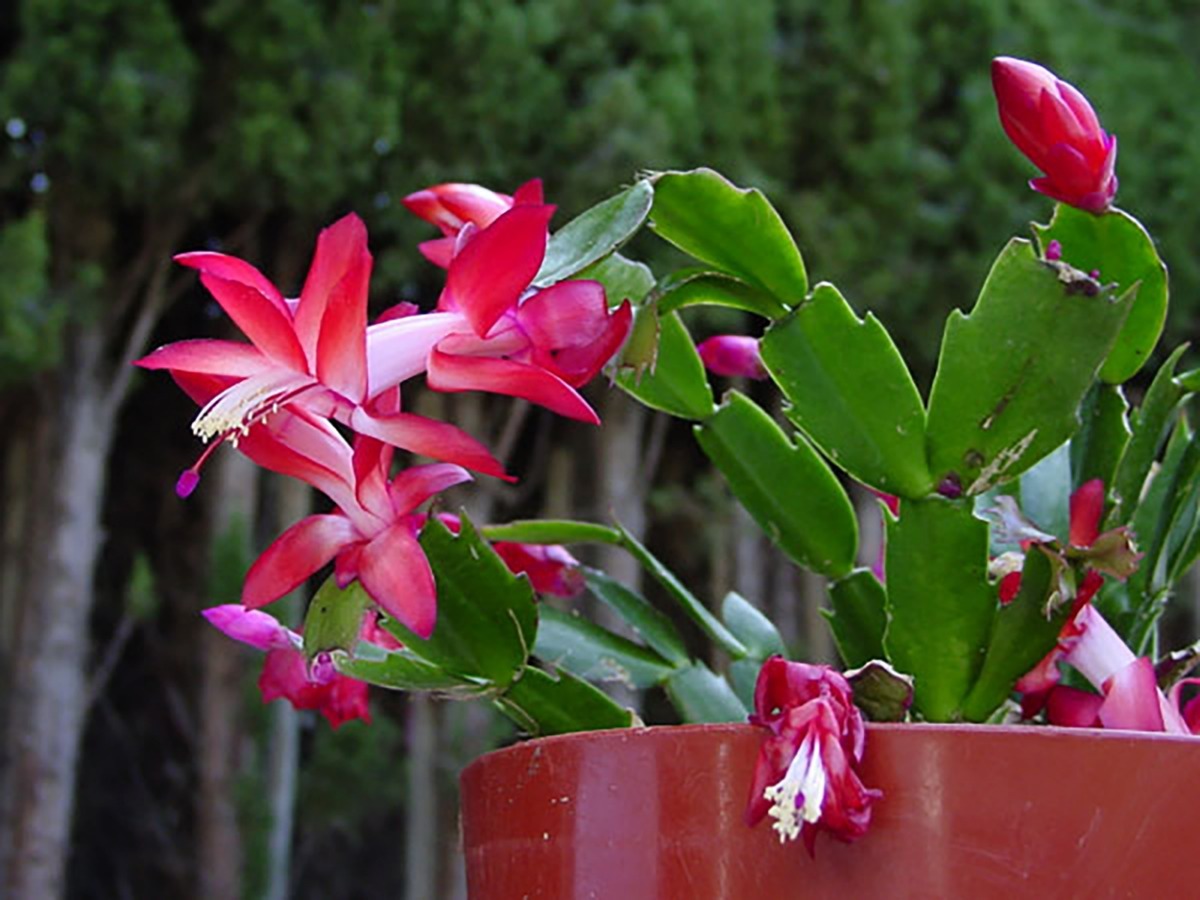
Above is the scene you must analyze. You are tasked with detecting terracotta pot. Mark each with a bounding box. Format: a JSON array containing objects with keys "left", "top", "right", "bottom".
[{"left": 460, "top": 722, "right": 1200, "bottom": 898}]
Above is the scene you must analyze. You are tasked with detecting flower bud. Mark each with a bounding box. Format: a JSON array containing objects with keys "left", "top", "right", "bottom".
[
  {"left": 697, "top": 335, "right": 767, "bottom": 380},
  {"left": 991, "top": 57, "right": 1117, "bottom": 213}
]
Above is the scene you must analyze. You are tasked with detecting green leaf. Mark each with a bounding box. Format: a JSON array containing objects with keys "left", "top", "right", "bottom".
[
  {"left": 1034, "top": 205, "right": 1168, "bottom": 383},
  {"left": 334, "top": 645, "right": 488, "bottom": 695},
  {"left": 481, "top": 519, "right": 622, "bottom": 546},
  {"left": 1177, "top": 368, "right": 1200, "bottom": 392},
  {"left": 1019, "top": 441, "right": 1072, "bottom": 542},
  {"left": 615, "top": 523, "right": 748, "bottom": 658},
  {"left": 496, "top": 665, "right": 634, "bottom": 736},
  {"left": 761, "top": 283, "right": 933, "bottom": 498},
  {"left": 664, "top": 663, "right": 748, "bottom": 723},
  {"left": 728, "top": 658, "right": 762, "bottom": 709},
  {"left": 1128, "top": 416, "right": 1199, "bottom": 602},
  {"left": 302, "top": 578, "right": 371, "bottom": 660},
  {"left": 535, "top": 180, "right": 654, "bottom": 286},
  {"left": 959, "top": 548, "right": 1066, "bottom": 722},
  {"left": 382, "top": 515, "right": 537, "bottom": 688},
  {"left": 1070, "top": 383, "right": 1131, "bottom": 491},
  {"left": 650, "top": 168, "right": 807, "bottom": 304},
  {"left": 925, "top": 238, "right": 1133, "bottom": 495},
  {"left": 617, "top": 309, "right": 715, "bottom": 419},
  {"left": 582, "top": 568, "right": 690, "bottom": 666},
  {"left": 884, "top": 496, "right": 996, "bottom": 721},
  {"left": 695, "top": 390, "right": 857, "bottom": 578},
  {"left": 657, "top": 270, "right": 787, "bottom": 319},
  {"left": 824, "top": 569, "right": 889, "bottom": 668},
  {"left": 720, "top": 592, "right": 786, "bottom": 659},
  {"left": 534, "top": 606, "right": 676, "bottom": 689},
  {"left": 576, "top": 252, "right": 656, "bottom": 308},
  {"left": 1108, "top": 344, "right": 1189, "bottom": 525}
]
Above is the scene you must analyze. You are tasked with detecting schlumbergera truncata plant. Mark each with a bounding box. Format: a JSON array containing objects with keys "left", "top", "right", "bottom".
[{"left": 142, "top": 57, "right": 1200, "bottom": 851}]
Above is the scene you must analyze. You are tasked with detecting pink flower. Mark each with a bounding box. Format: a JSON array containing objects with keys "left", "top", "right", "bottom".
[
  {"left": 137, "top": 214, "right": 507, "bottom": 493},
  {"left": 203, "top": 604, "right": 402, "bottom": 729},
  {"left": 991, "top": 57, "right": 1118, "bottom": 213},
  {"left": 696, "top": 335, "right": 767, "bottom": 380},
  {"left": 745, "top": 657, "right": 881, "bottom": 854},
  {"left": 403, "top": 179, "right": 543, "bottom": 268},
  {"left": 1040, "top": 604, "right": 1190, "bottom": 733},
  {"left": 402, "top": 189, "right": 633, "bottom": 424}
]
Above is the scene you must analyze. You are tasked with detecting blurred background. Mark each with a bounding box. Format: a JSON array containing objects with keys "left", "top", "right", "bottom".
[{"left": 1, "top": 1, "right": 1198, "bottom": 897}]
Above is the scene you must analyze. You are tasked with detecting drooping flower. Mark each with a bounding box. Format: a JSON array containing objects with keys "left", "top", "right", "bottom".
[
  {"left": 745, "top": 657, "right": 881, "bottom": 854},
  {"left": 203, "top": 604, "right": 401, "bottom": 729},
  {"left": 696, "top": 335, "right": 767, "bottom": 380},
  {"left": 991, "top": 57, "right": 1118, "bottom": 213},
  {"left": 401, "top": 189, "right": 633, "bottom": 424},
  {"left": 137, "top": 214, "right": 506, "bottom": 493}
]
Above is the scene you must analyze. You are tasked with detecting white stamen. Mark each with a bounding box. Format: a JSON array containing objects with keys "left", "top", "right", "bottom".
[
  {"left": 762, "top": 732, "right": 827, "bottom": 843},
  {"left": 191, "top": 371, "right": 313, "bottom": 443}
]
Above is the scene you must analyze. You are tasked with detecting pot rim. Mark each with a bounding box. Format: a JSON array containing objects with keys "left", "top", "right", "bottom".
[{"left": 463, "top": 718, "right": 1200, "bottom": 777}]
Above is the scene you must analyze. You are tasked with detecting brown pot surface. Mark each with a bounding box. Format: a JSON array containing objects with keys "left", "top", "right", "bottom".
[{"left": 460, "top": 722, "right": 1200, "bottom": 899}]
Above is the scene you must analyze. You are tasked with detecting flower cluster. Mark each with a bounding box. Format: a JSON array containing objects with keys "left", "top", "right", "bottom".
[{"left": 141, "top": 181, "right": 628, "bottom": 719}]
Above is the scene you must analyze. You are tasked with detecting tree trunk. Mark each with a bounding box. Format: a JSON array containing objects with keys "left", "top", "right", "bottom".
[
  {"left": 196, "top": 451, "right": 258, "bottom": 900},
  {"left": 404, "top": 694, "right": 439, "bottom": 900},
  {"left": 262, "top": 475, "right": 310, "bottom": 900},
  {"left": 0, "top": 333, "right": 116, "bottom": 899}
]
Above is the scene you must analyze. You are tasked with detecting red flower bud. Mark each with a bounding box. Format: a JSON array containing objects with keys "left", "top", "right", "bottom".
[{"left": 991, "top": 57, "right": 1117, "bottom": 213}]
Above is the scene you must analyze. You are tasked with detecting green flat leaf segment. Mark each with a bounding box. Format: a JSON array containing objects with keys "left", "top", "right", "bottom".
[
  {"left": 959, "top": 547, "right": 1066, "bottom": 722},
  {"left": 695, "top": 390, "right": 857, "bottom": 578},
  {"left": 302, "top": 577, "right": 371, "bottom": 660},
  {"left": 650, "top": 168, "right": 807, "bottom": 306},
  {"left": 657, "top": 270, "right": 787, "bottom": 319},
  {"left": 381, "top": 515, "right": 537, "bottom": 689},
  {"left": 497, "top": 665, "right": 634, "bottom": 736},
  {"left": 583, "top": 568, "right": 690, "bottom": 666},
  {"left": 334, "top": 644, "right": 488, "bottom": 695},
  {"left": 576, "top": 252, "right": 656, "bottom": 308},
  {"left": 824, "top": 568, "right": 888, "bottom": 669},
  {"left": 1034, "top": 205, "right": 1168, "bottom": 383},
  {"left": 533, "top": 606, "right": 676, "bottom": 690},
  {"left": 616, "top": 309, "right": 715, "bottom": 420},
  {"left": 720, "top": 591, "right": 786, "bottom": 659},
  {"left": 884, "top": 497, "right": 996, "bottom": 721},
  {"left": 535, "top": 180, "right": 654, "bottom": 287},
  {"left": 664, "top": 662, "right": 748, "bottom": 723},
  {"left": 761, "top": 282, "right": 933, "bottom": 498},
  {"left": 925, "top": 238, "right": 1133, "bottom": 496},
  {"left": 1108, "top": 344, "right": 1189, "bottom": 526}
]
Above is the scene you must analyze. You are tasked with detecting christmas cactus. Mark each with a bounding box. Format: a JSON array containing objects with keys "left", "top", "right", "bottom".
[{"left": 143, "top": 57, "right": 1200, "bottom": 851}]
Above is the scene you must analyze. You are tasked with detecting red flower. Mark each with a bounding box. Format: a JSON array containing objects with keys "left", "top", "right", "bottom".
[
  {"left": 745, "top": 657, "right": 881, "bottom": 854},
  {"left": 991, "top": 57, "right": 1117, "bottom": 213},
  {"left": 404, "top": 186, "right": 633, "bottom": 423},
  {"left": 138, "top": 214, "right": 507, "bottom": 492}
]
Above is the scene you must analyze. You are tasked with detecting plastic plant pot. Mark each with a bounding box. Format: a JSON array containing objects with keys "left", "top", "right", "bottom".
[{"left": 461, "top": 722, "right": 1200, "bottom": 899}]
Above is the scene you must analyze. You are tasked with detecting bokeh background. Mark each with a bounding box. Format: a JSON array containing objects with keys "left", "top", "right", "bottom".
[{"left": 2, "top": 1, "right": 1199, "bottom": 897}]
